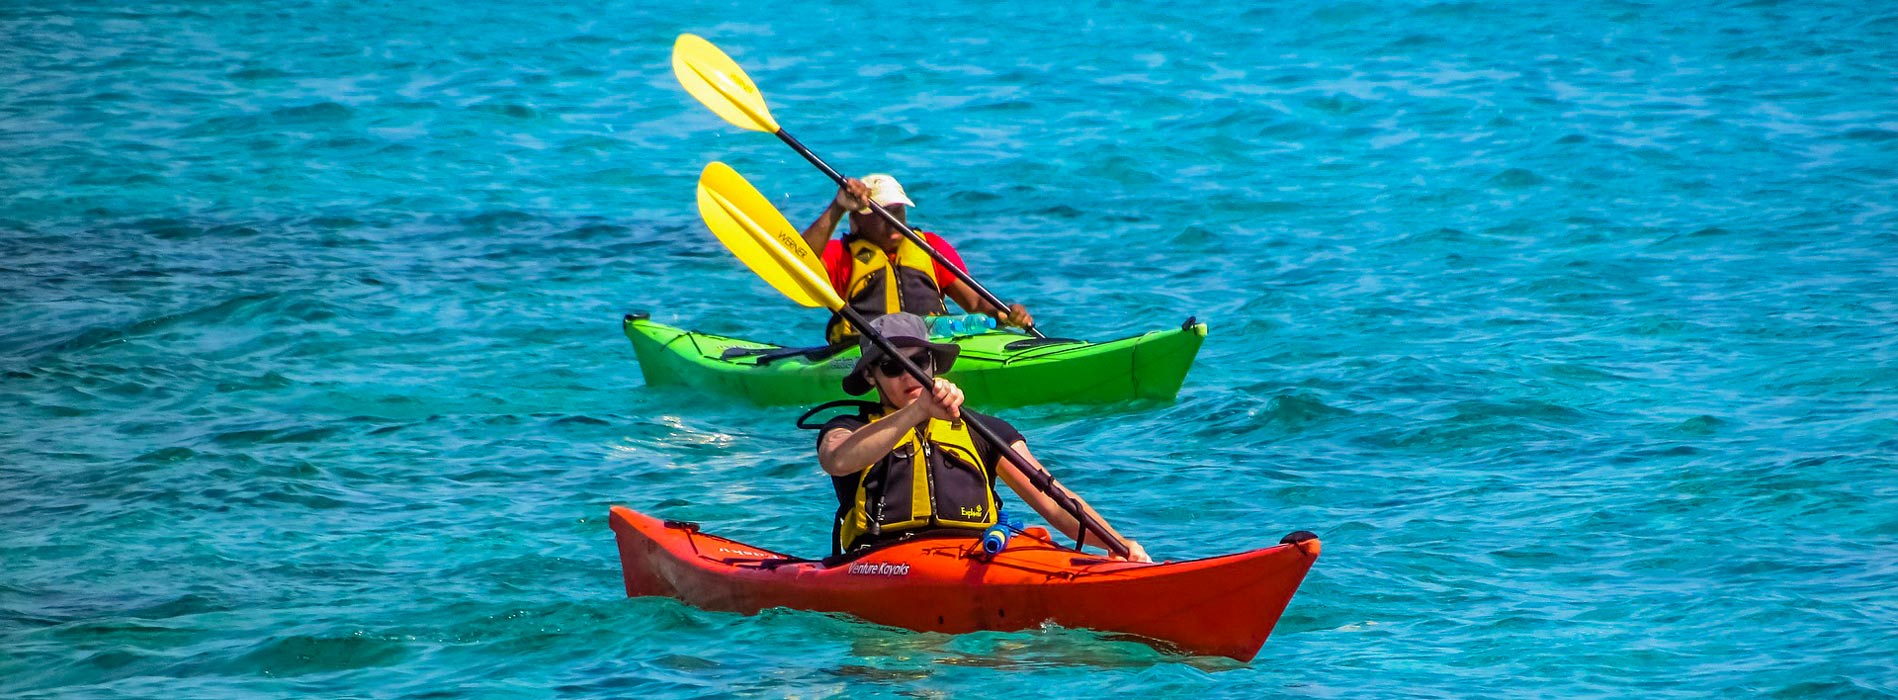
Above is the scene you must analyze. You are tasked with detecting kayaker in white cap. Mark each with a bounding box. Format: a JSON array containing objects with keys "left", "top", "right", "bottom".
[
  {"left": 801, "top": 175, "right": 1036, "bottom": 344},
  {"left": 811, "top": 312, "right": 1148, "bottom": 561}
]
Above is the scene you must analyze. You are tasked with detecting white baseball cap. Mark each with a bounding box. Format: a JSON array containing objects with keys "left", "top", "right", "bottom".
[{"left": 861, "top": 173, "right": 914, "bottom": 208}]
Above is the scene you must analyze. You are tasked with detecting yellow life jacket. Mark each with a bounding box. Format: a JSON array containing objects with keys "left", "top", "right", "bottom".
[
  {"left": 831, "top": 407, "right": 999, "bottom": 555},
  {"left": 824, "top": 235, "right": 950, "bottom": 344}
]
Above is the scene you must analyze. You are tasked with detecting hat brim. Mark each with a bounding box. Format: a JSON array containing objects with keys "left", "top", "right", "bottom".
[{"left": 842, "top": 337, "right": 960, "bottom": 396}]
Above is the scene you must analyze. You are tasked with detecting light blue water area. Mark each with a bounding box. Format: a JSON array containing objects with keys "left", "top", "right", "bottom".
[{"left": 4, "top": 0, "right": 1896, "bottom": 697}]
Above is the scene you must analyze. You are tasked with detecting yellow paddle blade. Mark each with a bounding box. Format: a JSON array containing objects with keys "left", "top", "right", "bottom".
[
  {"left": 672, "top": 34, "right": 780, "bottom": 133},
  {"left": 696, "top": 162, "right": 842, "bottom": 310}
]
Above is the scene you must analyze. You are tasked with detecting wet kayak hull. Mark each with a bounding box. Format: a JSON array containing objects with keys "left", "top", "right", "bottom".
[
  {"left": 608, "top": 505, "right": 1319, "bottom": 661},
  {"left": 623, "top": 314, "right": 1207, "bottom": 408}
]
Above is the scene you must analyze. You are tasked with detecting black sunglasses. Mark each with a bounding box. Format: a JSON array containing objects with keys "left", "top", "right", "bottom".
[{"left": 874, "top": 350, "right": 933, "bottom": 378}]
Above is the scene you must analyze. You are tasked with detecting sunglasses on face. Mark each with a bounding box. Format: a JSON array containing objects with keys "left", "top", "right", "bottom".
[{"left": 874, "top": 351, "right": 933, "bottom": 378}]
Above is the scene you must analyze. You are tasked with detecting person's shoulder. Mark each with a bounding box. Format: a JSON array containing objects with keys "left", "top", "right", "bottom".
[
  {"left": 920, "top": 231, "right": 966, "bottom": 276},
  {"left": 961, "top": 409, "right": 1020, "bottom": 439},
  {"left": 820, "top": 238, "right": 850, "bottom": 272}
]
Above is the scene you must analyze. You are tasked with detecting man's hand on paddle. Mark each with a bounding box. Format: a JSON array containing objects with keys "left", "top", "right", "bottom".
[
  {"left": 998, "top": 303, "right": 1035, "bottom": 329},
  {"left": 833, "top": 178, "right": 873, "bottom": 214}
]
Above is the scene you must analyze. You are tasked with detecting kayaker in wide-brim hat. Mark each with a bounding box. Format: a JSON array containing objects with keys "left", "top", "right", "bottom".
[
  {"left": 813, "top": 313, "right": 1148, "bottom": 561},
  {"left": 839, "top": 313, "right": 960, "bottom": 397}
]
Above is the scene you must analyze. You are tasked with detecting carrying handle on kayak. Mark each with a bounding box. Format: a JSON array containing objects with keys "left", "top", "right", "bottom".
[
  {"left": 671, "top": 33, "right": 1044, "bottom": 338},
  {"left": 794, "top": 400, "right": 882, "bottom": 430}
]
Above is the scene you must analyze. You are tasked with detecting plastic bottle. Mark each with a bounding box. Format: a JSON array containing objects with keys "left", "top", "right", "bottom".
[
  {"left": 925, "top": 313, "right": 997, "bottom": 338},
  {"left": 980, "top": 523, "right": 1011, "bottom": 557},
  {"left": 978, "top": 511, "right": 1022, "bottom": 558}
]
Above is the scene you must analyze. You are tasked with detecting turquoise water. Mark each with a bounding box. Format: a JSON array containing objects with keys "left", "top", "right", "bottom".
[{"left": 4, "top": 0, "right": 1896, "bottom": 696}]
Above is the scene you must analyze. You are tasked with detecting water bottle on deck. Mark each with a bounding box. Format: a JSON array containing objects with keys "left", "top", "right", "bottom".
[
  {"left": 980, "top": 524, "right": 1010, "bottom": 557},
  {"left": 979, "top": 511, "right": 1023, "bottom": 559},
  {"left": 925, "top": 313, "right": 997, "bottom": 338}
]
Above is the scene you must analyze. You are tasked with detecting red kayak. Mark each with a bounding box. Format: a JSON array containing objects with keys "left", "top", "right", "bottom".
[{"left": 608, "top": 505, "right": 1320, "bottom": 660}]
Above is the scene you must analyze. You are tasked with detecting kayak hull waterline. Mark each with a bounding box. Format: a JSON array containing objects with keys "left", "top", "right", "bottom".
[
  {"left": 624, "top": 314, "right": 1207, "bottom": 407},
  {"left": 608, "top": 506, "right": 1319, "bottom": 661}
]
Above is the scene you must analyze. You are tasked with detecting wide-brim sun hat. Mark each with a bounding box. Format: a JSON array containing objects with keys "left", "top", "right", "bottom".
[{"left": 841, "top": 313, "right": 959, "bottom": 396}]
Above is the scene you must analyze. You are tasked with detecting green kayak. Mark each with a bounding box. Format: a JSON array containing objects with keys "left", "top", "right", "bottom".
[{"left": 624, "top": 314, "right": 1206, "bottom": 408}]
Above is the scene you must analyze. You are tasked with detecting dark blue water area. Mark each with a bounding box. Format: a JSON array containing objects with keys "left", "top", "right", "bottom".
[{"left": 2, "top": 1, "right": 1895, "bottom": 697}]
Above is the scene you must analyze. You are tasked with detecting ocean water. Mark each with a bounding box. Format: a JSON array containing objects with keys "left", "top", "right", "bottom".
[{"left": 3, "top": 0, "right": 1895, "bottom": 697}]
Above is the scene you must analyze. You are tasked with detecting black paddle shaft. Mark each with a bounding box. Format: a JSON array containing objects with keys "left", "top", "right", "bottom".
[
  {"left": 838, "top": 306, "right": 1124, "bottom": 557},
  {"left": 777, "top": 129, "right": 1046, "bottom": 339}
]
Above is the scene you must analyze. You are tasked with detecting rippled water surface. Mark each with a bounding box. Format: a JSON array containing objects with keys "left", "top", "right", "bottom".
[{"left": 4, "top": 1, "right": 1896, "bottom": 697}]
